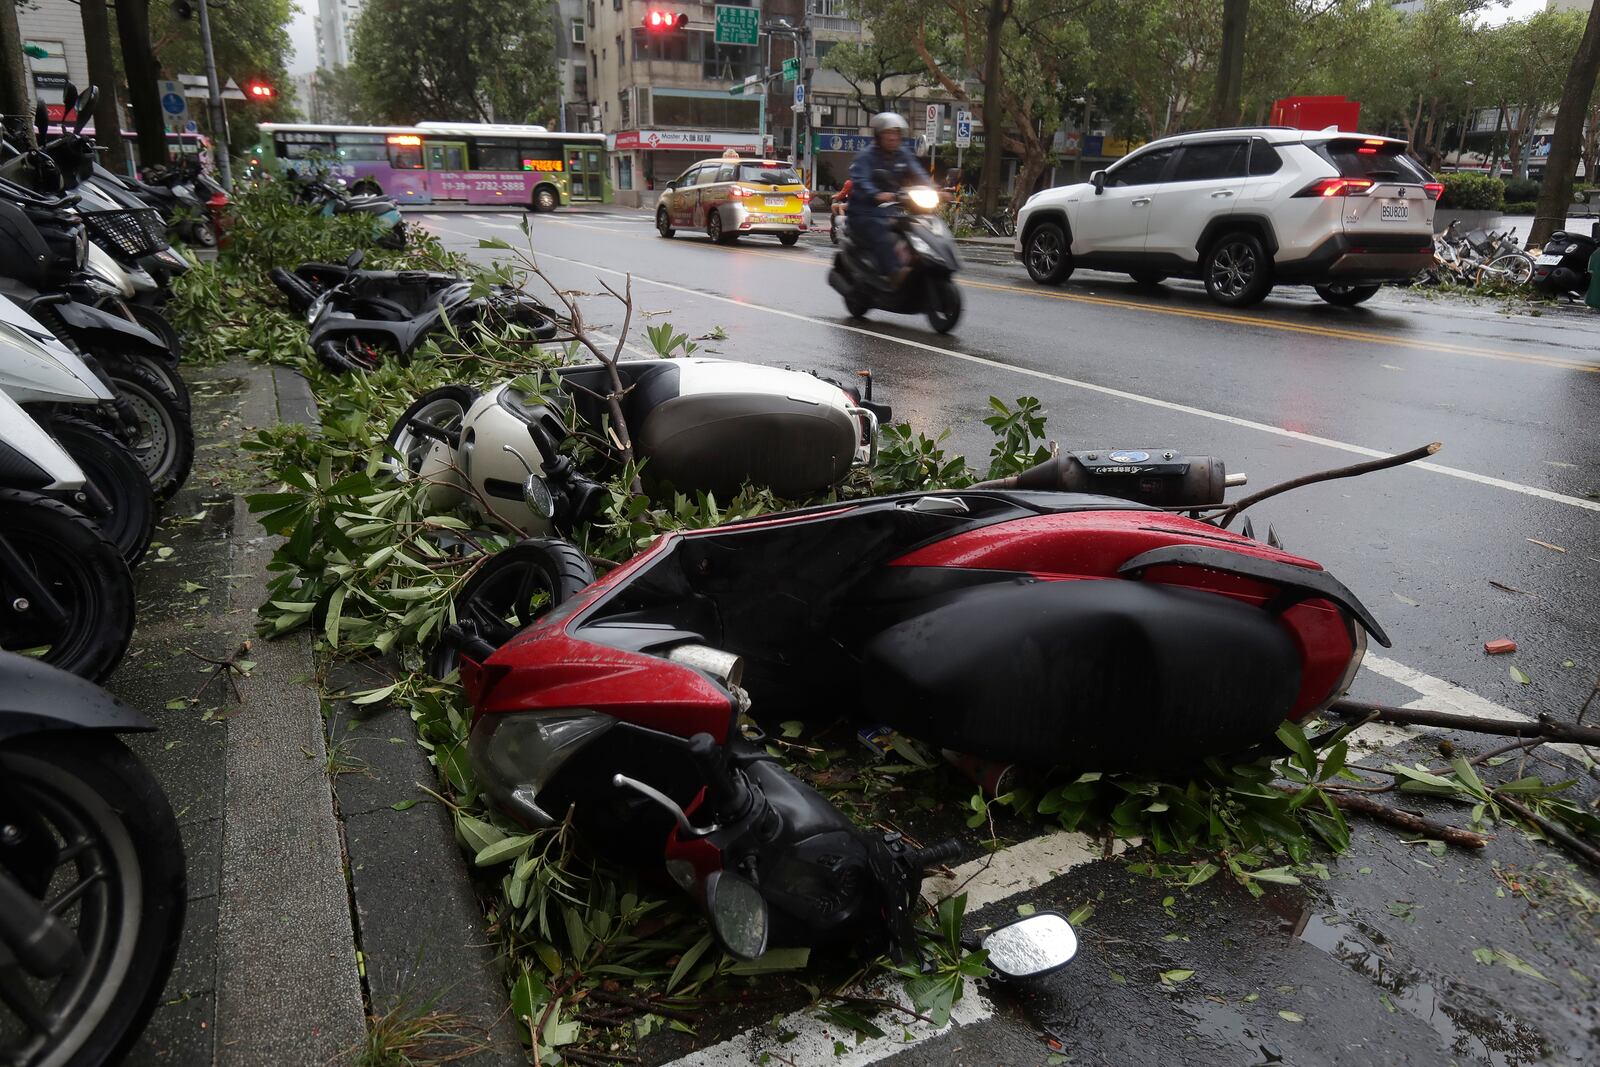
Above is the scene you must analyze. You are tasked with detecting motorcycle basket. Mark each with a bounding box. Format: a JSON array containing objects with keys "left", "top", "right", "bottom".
[{"left": 80, "top": 207, "right": 165, "bottom": 259}]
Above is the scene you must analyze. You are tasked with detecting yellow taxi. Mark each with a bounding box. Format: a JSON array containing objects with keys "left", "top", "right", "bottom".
[{"left": 655, "top": 150, "right": 811, "bottom": 246}]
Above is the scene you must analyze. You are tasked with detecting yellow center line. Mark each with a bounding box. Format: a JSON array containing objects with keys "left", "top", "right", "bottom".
[{"left": 454, "top": 215, "right": 1600, "bottom": 374}]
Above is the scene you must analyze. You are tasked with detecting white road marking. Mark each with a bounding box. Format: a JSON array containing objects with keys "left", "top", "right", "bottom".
[
  {"left": 665, "top": 977, "right": 991, "bottom": 1067},
  {"left": 419, "top": 222, "right": 1600, "bottom": 516},
  {"left": 1356, "top": 653, "right": 1593, "bottom": 763},
  {"left": 470, "top": 217, "right": 523, "bottom": 231},
  {"left": 925, "top": 832, "right": 1131, "bottom": 911}
]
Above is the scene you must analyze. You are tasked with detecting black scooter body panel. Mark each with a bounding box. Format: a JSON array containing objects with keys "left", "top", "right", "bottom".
[{"left": 0, "top": 650, "right": 153, "bottom": 741}]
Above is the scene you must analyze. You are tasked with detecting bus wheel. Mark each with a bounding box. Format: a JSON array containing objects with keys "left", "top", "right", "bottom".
[{"left": 533, "top": 186, "right": 559, "bottom": 212}]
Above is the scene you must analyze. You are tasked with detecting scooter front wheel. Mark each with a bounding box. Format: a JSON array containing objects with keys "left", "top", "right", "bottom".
[
  {"left": 926, "top": 278, "right": 961, "bottom": 333},
  {"left": 384, "top": 384, "right": 480, "bottom": 479},
  {"left": 429, "top": 538, "right": 596, "bottom": 679}
]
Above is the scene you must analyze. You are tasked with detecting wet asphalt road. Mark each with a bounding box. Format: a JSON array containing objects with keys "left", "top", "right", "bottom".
[{"left": 411, "top": 207, "right": 1600, "bottom": 1066}]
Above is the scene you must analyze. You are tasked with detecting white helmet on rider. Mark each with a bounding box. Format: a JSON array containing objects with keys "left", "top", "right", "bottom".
[{"left": 869, "top": 112, "right": 910, "bottom": 139}]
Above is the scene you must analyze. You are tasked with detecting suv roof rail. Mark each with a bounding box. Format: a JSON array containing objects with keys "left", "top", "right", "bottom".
[{"left": 1165, "top": 125, "right": 1301, "bottom": 136}]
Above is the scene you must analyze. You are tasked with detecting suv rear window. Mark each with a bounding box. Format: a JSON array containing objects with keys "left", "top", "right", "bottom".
[
  {"left": 737, "top": 163, "right": 800, "bottom": 185},
  {"left": 1314, "top": 140, "right": 1431, "bottom": 183}
]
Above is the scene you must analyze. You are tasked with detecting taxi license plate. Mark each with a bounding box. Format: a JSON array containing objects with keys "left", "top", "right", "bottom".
[
  {"left": 1380, "top": 202, "right": 1408, "bottom": 221},
  {"left": 764, "top": 196, "right": 789, "bottom": 207},
  {"left": 1536, "top": 253, "right": 1562, "bottom": 266}
]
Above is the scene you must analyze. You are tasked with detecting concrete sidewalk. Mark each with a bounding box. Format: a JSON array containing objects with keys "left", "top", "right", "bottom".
[{"left": 120, "top": 361, "right": 516, "bottom": 1065}]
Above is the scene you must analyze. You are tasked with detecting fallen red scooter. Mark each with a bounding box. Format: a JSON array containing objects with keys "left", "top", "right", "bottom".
[{"left": 451, "top": 448, "right": 1395, "bottom": 961}]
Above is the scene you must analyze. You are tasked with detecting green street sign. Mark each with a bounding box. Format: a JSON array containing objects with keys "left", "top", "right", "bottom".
[
  {"left": 715, "top": 4, "right": 759, "bottom": 47},
  {"left": 782, "top": 57, "right": 798, "bottom": 82}
]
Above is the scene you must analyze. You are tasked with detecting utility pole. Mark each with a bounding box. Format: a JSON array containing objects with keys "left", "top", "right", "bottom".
[{"left": 197, "top": 0, "right": 233, "bottom": 190}]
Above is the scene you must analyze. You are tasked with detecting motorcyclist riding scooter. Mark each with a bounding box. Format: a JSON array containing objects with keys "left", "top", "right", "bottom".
[{"left": 828, "top": 113, "right": 963, "bottom": 331}]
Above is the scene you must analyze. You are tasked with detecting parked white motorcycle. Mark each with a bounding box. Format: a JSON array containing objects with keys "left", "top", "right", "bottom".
[
  {"left": 384, "top": 357, "right": 886, "bottom": 536},
  {"left": 0, "top": 298, "right": 155, "bottom": 563}
]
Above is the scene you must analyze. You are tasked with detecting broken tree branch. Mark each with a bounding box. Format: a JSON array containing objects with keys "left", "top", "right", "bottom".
[
  {"left": 1215, "top": 442, "right": 1441, "bottom": 528},
  {"left": 1494, "top": 793, "right": 1600, "bottom": 869},
  {"left": 1328, "top": 700, "right": 1600, "bottom": 748},
  {"left": 1298, "top": 786, "right": 1492, "bottom": 848}
]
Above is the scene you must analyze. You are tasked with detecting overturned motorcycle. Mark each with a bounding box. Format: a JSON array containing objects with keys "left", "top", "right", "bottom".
[
  {"left": 270, "top": 250, "right": 559, "bottom": 373},
  {"left": 441, "top": 444, "right": 1424, "bottom": 964}
]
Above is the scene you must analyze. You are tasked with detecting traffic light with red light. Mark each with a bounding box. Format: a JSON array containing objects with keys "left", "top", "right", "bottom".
[
  {"left": 643, "top": 10, "right": 688, "bottom": 30},
  {"left": 246, "top": 82, "right": 276, "bottom": 101}
]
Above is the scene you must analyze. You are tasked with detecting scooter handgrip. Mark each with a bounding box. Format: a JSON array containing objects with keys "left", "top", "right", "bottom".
[{"left": 906, "top": 839, "right": 960, "bottom": 870}]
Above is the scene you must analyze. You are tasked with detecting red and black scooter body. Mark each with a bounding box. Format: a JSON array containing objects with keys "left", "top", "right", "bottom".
[{"left": 460, "top": 489, "right": 1386, "bottom": 955}]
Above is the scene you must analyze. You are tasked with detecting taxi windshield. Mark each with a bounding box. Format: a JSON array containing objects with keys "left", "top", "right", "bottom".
[{"left": 737, "top": 163, "right": 800, "bottom": 186}]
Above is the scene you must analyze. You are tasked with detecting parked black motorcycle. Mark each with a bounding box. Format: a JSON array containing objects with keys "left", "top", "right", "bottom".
[
  {"left": 829, "top": 170, "right": 963, "bottom": 332},
  {"left": 288, "top": 172, "right": 406, "bottom": 249},
  {"left": 272, "top": 250, "right": 558, "bottom": 373},
  {"left": 1531, "top": 222, "right": 1600, "bottom": 299},
  {"left": 0, "top": 651, "right": 186, "bottom": 1065}
]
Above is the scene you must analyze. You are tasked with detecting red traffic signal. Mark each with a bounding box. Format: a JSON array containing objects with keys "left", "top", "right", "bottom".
[
  {"left": 643, "top": 10, "right": 687, "bottom": 30},
  {"left": 246, "top": 81, "right": 275, "bottom": 100}
]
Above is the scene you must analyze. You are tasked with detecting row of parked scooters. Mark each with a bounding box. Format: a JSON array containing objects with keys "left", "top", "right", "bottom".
[{"left": 2, "top": 88, "right": 198, "bottom": 1067}]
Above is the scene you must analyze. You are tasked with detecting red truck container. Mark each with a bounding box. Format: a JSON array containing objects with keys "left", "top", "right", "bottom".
[{"left": 1271, "top": 96, "right": 1362, "bottom": 132}]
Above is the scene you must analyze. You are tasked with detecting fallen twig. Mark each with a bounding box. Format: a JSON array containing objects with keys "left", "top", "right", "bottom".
[
  {"left": 586, "top": 989, "right": 698, "bottom": 1023},
  {"left": 1215, "top": 442, "right": 1440, "bottom": 529},
  {"left": 564, "top": 1049, "right": 642, "bottom": 1066},
  {"left": 1308, "top": 787, "right": 1492, "bottom": 848},
  {"left": 831, "top": 994, "right": 938, "bottom": 1027},
  {"left": 1329, "top": 699, "right": 1600, "bottom": 747},
  {"left": 1494, "top": 793, "right": 1600, "bottom": 869}
]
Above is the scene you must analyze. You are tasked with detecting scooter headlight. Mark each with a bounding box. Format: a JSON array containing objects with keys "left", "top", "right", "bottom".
[
  {"left": 469, "top": 710, "right": 615, "bottom": 827},
  {"left": 906, "top": 187, "right": 940, "bottom": 211}
]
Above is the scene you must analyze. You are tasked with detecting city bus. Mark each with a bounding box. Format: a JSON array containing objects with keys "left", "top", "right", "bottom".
[{"left": 255, "top": 122, "right": 611, "bottom": 210}]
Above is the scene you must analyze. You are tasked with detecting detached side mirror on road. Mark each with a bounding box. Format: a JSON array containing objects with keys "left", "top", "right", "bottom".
[{"left": 1091, "top": 170, "right": 1106, "bottom": 195}]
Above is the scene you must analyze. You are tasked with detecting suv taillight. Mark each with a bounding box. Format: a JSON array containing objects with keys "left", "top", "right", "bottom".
[
  {"left": 798, "top": 188, "right": 811, "bottom": 203},
  {"left": 1296, "top": 178, "right": 1375, "bottom": 198},
  {"left": 1423, "top": 182, "right": 1444, "bottom": 201}
]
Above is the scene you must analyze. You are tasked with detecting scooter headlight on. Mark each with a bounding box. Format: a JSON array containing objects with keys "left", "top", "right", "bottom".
[
  {"left": 469, "top": 710, "right": 615, "bottom": 827},
  {"left": 906, "top": 187, "right": 940, "bottom": 211}
]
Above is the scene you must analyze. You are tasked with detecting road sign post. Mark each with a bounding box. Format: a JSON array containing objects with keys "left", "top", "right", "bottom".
[
  {"left": 714, "top": 5, "right": 760, "bottom": 46},
  {"left": 955, "top": 108, "right": 971, "bottom": 171}
]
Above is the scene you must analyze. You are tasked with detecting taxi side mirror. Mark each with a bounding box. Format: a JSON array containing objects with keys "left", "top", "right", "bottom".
[{"left": 1091, "top": 170, "right": 1106, "bottom": 195}]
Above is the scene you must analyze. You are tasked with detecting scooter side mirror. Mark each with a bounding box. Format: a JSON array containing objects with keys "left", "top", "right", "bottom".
[
  {"left": 34, "top": 100, "right": 48, "bottom": 142},
  {"left": 1592, "top": 221, "right": 1599, "bottom": 241},
  {"left": 72, "top": 87, "right": 96, "bottom": 134},
  {"left": 346, "top": 249, "right": 364, "bottom": 270},
  {"left": 1091, "top": 170, "right": 1106, "bottom": 195},
  {"left": 704, "top": 870, "right": 770, "bottom": 961},
  {"left": 981, "top": 912, "right": 1079, "bottom": 980}
]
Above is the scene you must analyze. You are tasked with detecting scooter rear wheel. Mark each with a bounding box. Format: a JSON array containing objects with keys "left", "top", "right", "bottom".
[
  {"left": 102, "top": 358, "right": 194, "bottom": 502},
  {"left": 0, "top": 489, "right": 135, "bottom": 682},
  {"left": 47, "top": 417, "right": 157, "bottom": 566},
  {"left": 429, "top": 538, "right": 596, "bottom": 679}
]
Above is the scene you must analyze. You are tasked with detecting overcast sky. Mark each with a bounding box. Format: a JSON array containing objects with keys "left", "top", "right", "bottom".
[{"left": 284, "top": 0, "right": 1557, "bottom": 76}]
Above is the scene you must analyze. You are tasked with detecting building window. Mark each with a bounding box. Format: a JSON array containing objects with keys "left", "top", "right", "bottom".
[
  {"left": 571, "top": 18, "right": 585, "bottom": 44},
  {"left": 617, "top": 34, "right": 625, "bottom": 68},
  {"left": 613, "top": 0, "right": 622, "bottom": 8},
  {"left": 620, "top": 90, "right": 630, "bottom": 124},
  {"left": 586, "top": 1, "right": 595, "bottom": 28}
]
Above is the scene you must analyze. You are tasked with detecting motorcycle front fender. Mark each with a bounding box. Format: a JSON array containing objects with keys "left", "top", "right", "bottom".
[
  {"left": 50, "top": 298, "right": 168, "bottom": 359},
  {"left": 0, "top": 650, "right": 153, "bottom": 741}
]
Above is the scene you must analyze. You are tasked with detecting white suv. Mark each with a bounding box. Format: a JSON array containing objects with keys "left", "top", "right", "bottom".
[{"left": 1014, "top": 128, "right": 1440, "bottom": 307}]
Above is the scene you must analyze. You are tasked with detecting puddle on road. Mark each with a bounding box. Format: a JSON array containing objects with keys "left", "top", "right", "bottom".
[{"left": 1289, "top": 908, "right": 1547, "bottom": 1066}]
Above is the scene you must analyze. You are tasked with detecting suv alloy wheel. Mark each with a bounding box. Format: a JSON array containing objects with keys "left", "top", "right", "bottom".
[{"left": 1203, "top": 232, "right": 1273, "bottom": 307}]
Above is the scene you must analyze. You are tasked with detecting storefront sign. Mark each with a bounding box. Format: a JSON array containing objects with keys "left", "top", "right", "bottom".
[
  {"left": 615, "top": 129, "right": 763, "bottom": 153},
  {"left": 814, "top": 133, "right": 873, "bottom": 153}
]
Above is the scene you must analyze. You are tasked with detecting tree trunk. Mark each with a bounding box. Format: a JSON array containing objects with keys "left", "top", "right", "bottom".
[
  {"left": 1530, "top": 0, "right": 1600, "bottom": 247},
  {"left": 0, "top": 0, "right": 34, "bottom": 146},
  {"left": 977, "top": 0, "right": 1008, "bottom": 217},
  {"left": 1212, "top": 0, "right": 1249, "bottom": 127},
  {"left": 115, "top": 0, "right": 168, "bottom": 168},
  {"left": 79, "top": 0, "right": 126, "bottom": 171}
]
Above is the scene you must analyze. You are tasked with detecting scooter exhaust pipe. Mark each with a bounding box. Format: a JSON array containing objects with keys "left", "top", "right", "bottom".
[
  {"left": 974, "top": 453, "right": 1229, "bottom": 508},
  {"left": 668, "top": 644, "right": 745, "bottom": 689}
]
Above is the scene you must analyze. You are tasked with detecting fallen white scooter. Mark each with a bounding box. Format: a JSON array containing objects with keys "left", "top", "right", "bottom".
[{"left": 385, "top": 357, "right": 886, "bottom": 536}]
